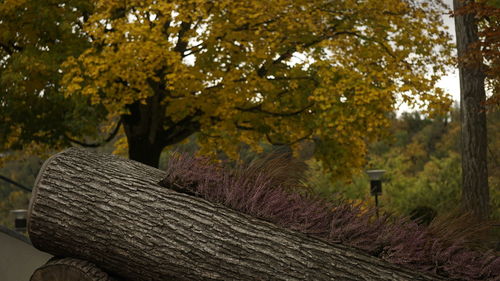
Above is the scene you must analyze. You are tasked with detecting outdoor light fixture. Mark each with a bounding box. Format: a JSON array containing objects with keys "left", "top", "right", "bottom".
[
  {"left": 10, "top": 209, "right": 28, "bottom": 233},
  {"left": 366, "top": 170, "right": 385, "bottom": 217}
]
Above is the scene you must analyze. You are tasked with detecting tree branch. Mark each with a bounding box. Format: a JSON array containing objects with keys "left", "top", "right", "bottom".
[
  {"left": 160, "top": 113, "right": 201, "bottom": 147},
  {"left": 236, "top": 103, "right": 314, "bottom": 117},
  {"left": 0, "top": 175, "right": 32, "bottom": 192},
  {"left": 265, "top": 131, "right": 312, "bottom": 146},
  {"left": 65, "top": 119, "right": 123, "bottom": 148},
  {"left": 182, "top": 42, "right": 206, "bottom": 57},
  {"left": 173, "top": 21, "right": 192, "bottom": 54},
  {"left": 256, "top": 29, "right": 351, "bottom": 78},
  {"left": 234, "top": 122, "right": 255, "bottom": 131},
  {"left": 0, "top": 41, "right": 23, "bottom": 55}
]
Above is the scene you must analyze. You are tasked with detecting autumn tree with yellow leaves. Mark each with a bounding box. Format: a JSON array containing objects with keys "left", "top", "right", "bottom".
[{"left": 3, "top": 0, "right": 454, "bottom": 177}]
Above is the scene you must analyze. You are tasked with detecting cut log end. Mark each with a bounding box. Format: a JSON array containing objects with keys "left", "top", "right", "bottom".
[{"left": 30, "top": 257, "right": 119, "bottom": 281}]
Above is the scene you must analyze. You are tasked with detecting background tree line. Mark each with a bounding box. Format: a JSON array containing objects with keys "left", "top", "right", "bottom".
[
  {"left": 2, "top": 106, "right": 499, "bottom": 227},
  {"left": 309, "top": 106, "right": 500, "bottom": 220},
  {"left": 0, "top": 0, "right": 499, "bottom": 226}
]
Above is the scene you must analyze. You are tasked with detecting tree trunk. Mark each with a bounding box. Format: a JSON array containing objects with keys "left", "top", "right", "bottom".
[
  {"left": 453, "top": 0, "right": 490, "bottom": 219},
  {"left": 122, "top": 97, "right": 166, "bottom": 168},
  {"left": 126, "top": 135, "right": 164, "bottom": 168},
  {"left": 30, "top": 257, "right": 120, "bottom": 281},
  {"left": 121, "top": 94, "right": 200, "bottom": 168},
  {"left": 28, "top": 148, "right": 443, "bottom": 281}
]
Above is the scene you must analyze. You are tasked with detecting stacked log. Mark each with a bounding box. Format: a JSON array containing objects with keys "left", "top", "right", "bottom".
[
  {"left": 30, "top": 257, "right": 119, "bottom": 281},
  {"left": 27, "top": 148, "right": 443, "bottom": 280}
]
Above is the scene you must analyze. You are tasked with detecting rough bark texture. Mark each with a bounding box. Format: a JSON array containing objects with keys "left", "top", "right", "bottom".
[
  {"left": 122, "top": 94, "right": 200, "bottom": 168},
  {"left": 28, "top": 148, "right": 443, "bottom": 281},
  {"left": 122, "top": 97, "right": 166, "bottom": 168},
  {"left": 30, "top": 257, "right": 120, "bottom": 281},
  {"left": 454, "top": 0, "right": 490, "bottom": 219}
]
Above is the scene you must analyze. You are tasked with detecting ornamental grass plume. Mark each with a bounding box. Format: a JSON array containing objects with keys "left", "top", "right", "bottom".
[{"left": 159, "top": 152, "right": 500, "bottom": 280}]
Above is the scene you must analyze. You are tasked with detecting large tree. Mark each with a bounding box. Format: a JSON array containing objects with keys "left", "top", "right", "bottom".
[
  {"left": 3, "top": 0, "right": 454, "bottom": 177},
  {"left": 453, "top": 0, "right": 490, "bottom": 219}
]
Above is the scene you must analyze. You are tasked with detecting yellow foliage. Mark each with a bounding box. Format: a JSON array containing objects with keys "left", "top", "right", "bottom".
[
  {"left": 112, "top": 129, "right": 129, "bottom": 157},
  {"left": 61, "top": 0, "right": 454, "bottom": 178}
]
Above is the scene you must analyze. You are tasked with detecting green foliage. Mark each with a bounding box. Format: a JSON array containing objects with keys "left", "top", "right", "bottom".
[
  {"left": 0, "top": 0, "right": 107, "bottom": 155},
  {"left": 308, "top": 106, "right": 500, "bottom": 219},
  {"left": 489, "top": 0, "right": 500, "bottom": 8},
  {"left": 380, "top": 152, "right": 461, "bottom": 216},
  {"left": 306, "top": 158, "right": 370, "bottom": 202}
]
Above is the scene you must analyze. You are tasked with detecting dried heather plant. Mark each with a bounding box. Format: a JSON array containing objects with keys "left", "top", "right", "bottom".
[
  {"left": 428, "top": 209, "right": 498, "bottom": 251},
  {"left": 159, "top": 152, "right": 500, "bottom": 280}
]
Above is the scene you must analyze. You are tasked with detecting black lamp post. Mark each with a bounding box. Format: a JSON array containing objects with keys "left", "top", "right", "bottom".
[{"left": 366, "top": 170, "right": 385, "bottom": 217}]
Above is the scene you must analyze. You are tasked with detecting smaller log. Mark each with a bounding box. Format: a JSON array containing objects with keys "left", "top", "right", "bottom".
[{"left": 30, "top": 257, "right": 120, "bottom": 281}]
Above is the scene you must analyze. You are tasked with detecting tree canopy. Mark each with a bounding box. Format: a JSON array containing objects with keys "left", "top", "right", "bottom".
[
  {"left": 0, "top": 0, "right": 109, "bottom": 159},
  {"left": 3, "top": 0, "right": 454, "bottom": 177}
]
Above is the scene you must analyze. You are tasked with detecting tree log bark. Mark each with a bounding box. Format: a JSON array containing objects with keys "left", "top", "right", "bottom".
[
  {"left": 28, "top": 148, "right": 443, "bottom": 281},
  {"left": 30, "top": 257, "right": 120, "bottom": 281}
]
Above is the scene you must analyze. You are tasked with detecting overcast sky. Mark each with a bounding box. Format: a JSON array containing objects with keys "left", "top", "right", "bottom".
[
  {"left": 397, "top": 0, "right": 459, "bottom": 113},
  {"left": 437, "top": 0, "right": 459, "bottom": 103}
]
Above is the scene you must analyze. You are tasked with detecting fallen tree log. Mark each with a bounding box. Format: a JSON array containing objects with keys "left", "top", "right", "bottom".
[
  {"left": 28, "top": 148, "right": 443, "bottom": 281},
  {"left": 30, "top": 257, "right": 120, "bottom": 281}
]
